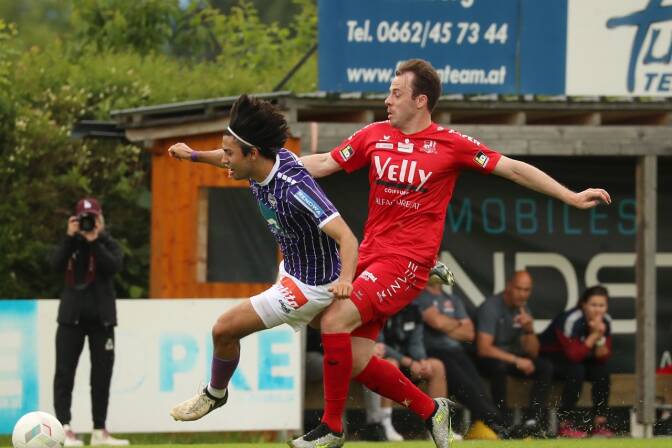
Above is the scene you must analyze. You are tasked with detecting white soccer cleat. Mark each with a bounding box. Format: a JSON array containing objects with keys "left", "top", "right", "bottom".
[
  {"left": 427, "top": 397, "right": 456, "bottom": 448},
  {"left": 288, "top": 423, "right": 345, "bottom": 448},
  {"left": 170, "top": 386, "right": 228, "bottom": 421},
  {"left": 429, "top": 261, "right": 456, "bottom": 286}
]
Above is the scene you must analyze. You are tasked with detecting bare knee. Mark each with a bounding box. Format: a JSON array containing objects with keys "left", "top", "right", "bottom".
[
  {"left": 428, "top": 358, "right": 446, "bottom": 381},
  {"left": 321, "top": 302, "right": 359, "bottom": 333},
  {"left": 212, "top": 317, "right": 239, "bottom": 346}
]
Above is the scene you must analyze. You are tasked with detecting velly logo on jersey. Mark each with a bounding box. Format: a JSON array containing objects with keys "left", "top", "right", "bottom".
[
  {"left": 607, "top": 1, "right": 672, "bottom": 93},
  {"left": 373, "top": 155, "right": 433, "bottom": 192},
  {"left": 340, "top": 145, "right": 354, "bottom": 161},
  {"left": 473, "top": 151, "right": 490, "bottom": 168}
]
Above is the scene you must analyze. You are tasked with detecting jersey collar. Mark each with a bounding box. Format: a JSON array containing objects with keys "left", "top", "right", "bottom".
[{"left": 258, "top": 153, "right": 280, "bottom": 186}]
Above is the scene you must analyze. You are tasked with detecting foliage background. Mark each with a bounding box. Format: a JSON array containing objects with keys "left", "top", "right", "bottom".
[{"left": 0, "top": 0, "right": 317, "bottom": 298}]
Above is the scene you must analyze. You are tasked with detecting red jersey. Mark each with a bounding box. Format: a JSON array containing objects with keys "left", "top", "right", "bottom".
[{"left": 331, "top": 121, "right": 501, "bottom": 267}]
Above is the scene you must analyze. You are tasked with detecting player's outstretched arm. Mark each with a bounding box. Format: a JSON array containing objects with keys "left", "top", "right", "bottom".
[
  {"left": 321, "top": 216, "right": 358, "bottom": 300},
  {"left": 167, "top": 142, "right": 227, "bottom": 168},
  {"left": 493, "top": 155, "right": 611, "bottom": 209},
  {"left": 300, "top": 153, "right": 343, "bottom": 178}
]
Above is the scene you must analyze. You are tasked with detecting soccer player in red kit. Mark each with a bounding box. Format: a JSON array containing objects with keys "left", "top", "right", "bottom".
[{"left": 289, "top": 59, "right": 612, "bottom": 448}]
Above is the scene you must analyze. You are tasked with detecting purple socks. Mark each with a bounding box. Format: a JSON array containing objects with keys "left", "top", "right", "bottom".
[{"left": 210, "top": 355, "right": 239, "bottom": 391}]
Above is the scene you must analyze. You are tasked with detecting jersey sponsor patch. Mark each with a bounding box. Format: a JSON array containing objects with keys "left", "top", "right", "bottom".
[
  {"left": 375, "top": 142, "right": 394, "bottom": 149},
  {"left": 397, "top": 140, "right": 414, "bottom": 153},
  {"left": 474, "top": 151, "right": 490, "bottom": 168},
  {"left": 293, "top": 190, "right": 326, "bottom": 218},
  {"left": 279, "top": 276, "right": 308, "bottom": 310},
  {"left": 340, "top": 145, "right": 354, "bottom": 161}
]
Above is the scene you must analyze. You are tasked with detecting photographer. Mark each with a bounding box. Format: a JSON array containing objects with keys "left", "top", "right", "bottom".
[{"left": 50, "top": 198, "right": 128, "bottom": 446}]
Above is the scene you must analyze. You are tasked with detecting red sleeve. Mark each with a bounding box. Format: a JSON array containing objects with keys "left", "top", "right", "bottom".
[
  {"left": 555, "top": 326, "right": 592, "bottom": 363},
  {"left": 448, "top": 129, "right": 502, "bottom": 174},
  {"left": 329, "top": 123, "right": 376, "bottom": 173}
]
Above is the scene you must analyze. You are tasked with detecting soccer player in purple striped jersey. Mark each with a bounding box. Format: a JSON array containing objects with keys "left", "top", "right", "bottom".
[{"left": 166, "top": 94, "right": 358, "bottom": 423}]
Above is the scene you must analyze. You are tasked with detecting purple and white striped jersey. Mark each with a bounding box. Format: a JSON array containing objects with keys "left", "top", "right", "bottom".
[{"left": 249, "top": 148, "right": 342, "bottom": 286}]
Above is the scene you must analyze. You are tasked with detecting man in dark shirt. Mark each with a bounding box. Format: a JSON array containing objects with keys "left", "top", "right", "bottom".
[
  {"left": 417, "top": 281, "right": 508, "bottom": 438},
  {"left": 475, "top": 271, "right": 552, "bottom": 436}
]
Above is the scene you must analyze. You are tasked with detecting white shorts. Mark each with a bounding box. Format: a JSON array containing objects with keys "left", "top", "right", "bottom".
[{"left": 250, "top": 263, "right": 334, "bottom": 331}]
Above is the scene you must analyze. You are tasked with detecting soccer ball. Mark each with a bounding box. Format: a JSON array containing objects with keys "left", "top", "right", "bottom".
[{"left": 12, "top": 411, "right": 65, "bottom": 448}]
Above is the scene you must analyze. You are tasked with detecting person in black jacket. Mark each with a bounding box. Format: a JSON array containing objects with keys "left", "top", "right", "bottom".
[{"left": 51, "top": 197, "right": 129, "bottom": 447}]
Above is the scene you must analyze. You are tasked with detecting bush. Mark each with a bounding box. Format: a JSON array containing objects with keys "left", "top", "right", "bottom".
[{"left": 0, "top": 0, "right": 318, "bottom": 299}]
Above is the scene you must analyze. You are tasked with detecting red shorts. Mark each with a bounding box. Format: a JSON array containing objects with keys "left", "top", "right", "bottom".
[{"left": 350, "top": 255, "right": 429, "bottom": 341}]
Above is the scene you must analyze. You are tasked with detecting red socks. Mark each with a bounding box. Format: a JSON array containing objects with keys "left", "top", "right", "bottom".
[
  {"left": 320, "top": 333, "right": 352, "bottom": 433},
  {"left": 354, "top": 356, "right": 436, "bottom": 420}
]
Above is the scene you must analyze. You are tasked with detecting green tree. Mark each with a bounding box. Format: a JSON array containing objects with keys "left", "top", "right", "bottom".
[{"left": 0, "top": 0, "right": 318, "bottom": 299}]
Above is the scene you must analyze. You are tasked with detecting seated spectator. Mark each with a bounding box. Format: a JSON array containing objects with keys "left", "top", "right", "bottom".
[
  {"left": 362, "top": 302, "right": 446, "bottom": 441},
  {"left": 475, "top": 271, "right": 553, "bottom": 437},
  {"left": 540, "top": 285, "right": 614, "bottom": 438},
  {"left": 417, "top": 280, "right": 509, "bottom": 439}
]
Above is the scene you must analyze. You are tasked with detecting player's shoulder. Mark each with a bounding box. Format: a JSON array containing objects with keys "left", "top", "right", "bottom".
[
  {"left": 347, "top": 120, "right": 392, "bottom": 140},
  {"left": 431, "top": 124, "right": 483, "bottom": 147}
]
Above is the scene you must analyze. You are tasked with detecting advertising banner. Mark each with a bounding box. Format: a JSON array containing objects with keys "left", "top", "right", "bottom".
[
  {"left": 318, "top": 0, "right": 672, "bottom": 96},
  {"left": 0, "top": 300, "right": 303, "bottom": 434}
]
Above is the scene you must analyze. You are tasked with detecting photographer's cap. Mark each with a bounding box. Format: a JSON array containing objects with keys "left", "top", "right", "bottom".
[{"left": 76, "top": 197, "right": 102, "bottom": 216}]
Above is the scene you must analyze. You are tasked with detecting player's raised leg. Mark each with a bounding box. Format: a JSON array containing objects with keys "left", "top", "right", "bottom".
[{"left": 170, "top": 300, "right": 265, "bottom": 421}]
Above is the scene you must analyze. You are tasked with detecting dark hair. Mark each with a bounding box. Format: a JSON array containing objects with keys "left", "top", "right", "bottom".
[
  {"left": 224, "top": 94, "right": 289, "bottom": 160},
  {"left": 395, "top": 59, "right": 442, "bottom": 112},
  {"left": 579, "top": 285, "right": 610, "bottom": 306}
]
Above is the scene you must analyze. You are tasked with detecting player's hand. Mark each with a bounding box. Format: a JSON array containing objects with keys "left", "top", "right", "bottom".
[
  {"left": 515, "top": 357, "right": 535, "bottom": 375},
  {"left": 571, "top": 188, "right": 611, "bottom": 209},
  {"left": 67, "top": 216, "right": 79, "bottom": 236},
  {"left": 168, "top": 142, "right": 194, "bottom": 161},
  {"left": 516, "top": 308, "right": 534, "bottom": 333},
  {"left": 417, "top": 359, "right": 433, "bottom": 377},
  {"left": 329, "top": 280, "right": 353, "bottom": 300},
  {"left": 409, "top": 360, "right": 424, "bottom": 378}
]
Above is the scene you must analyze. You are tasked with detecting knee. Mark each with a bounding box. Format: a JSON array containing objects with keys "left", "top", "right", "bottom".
[
  {"left": 428, "top": 358, "right": 446, "bottom": 380},
  {"left": 212, "top": 318, "right": 237, "bottom": 344},
  {"left": 320, "top": 305, "right": 353, "bottom": 333}
]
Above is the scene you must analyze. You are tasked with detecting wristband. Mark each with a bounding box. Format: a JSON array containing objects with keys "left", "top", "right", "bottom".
[{"left": 190, "top": 151, "right": 198, "bottom": 162}]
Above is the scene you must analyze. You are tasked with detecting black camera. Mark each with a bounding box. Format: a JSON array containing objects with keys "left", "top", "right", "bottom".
[{"left": 78, "top": 213, "right": 96, "bottom": 232}]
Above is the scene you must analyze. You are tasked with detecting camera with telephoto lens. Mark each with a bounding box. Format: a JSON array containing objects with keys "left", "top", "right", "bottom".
[{"left": 78, "top": 213, "right": 96, "bottom": 232}]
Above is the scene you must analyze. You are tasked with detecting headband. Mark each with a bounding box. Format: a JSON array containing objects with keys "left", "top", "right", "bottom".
[{"left": 227, "top": 126, "right": 255, "bottom": 148}]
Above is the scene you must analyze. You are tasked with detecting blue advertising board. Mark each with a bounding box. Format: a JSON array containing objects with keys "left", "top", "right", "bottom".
[
  {"left": 319, "top": 0, "right": 566, "bottom": 94},
  {"left": 318, "top": 0, "right": 672, "bottom": 96}
]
